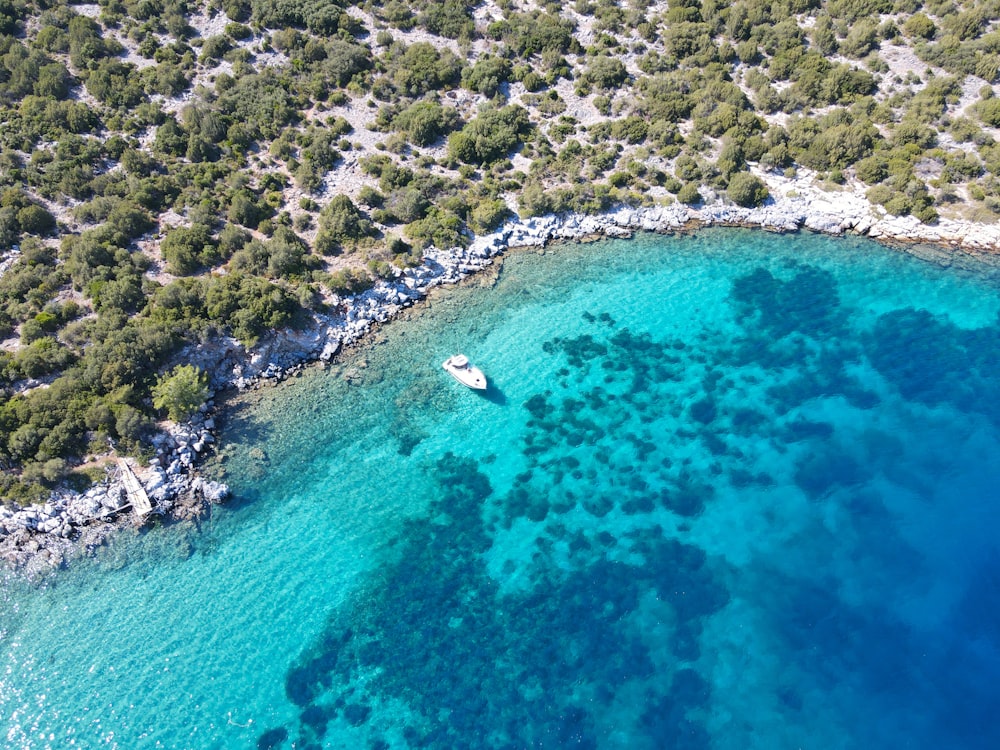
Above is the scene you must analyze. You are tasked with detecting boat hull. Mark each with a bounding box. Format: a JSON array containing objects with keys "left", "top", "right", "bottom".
[{"left": 442, "top": 356, "right": 488, "bottom": 390}]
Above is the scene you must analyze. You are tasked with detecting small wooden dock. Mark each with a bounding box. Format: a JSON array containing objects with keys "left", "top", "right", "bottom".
[{"left": 117, "top": 458, "right": 153, "bottom": 517}]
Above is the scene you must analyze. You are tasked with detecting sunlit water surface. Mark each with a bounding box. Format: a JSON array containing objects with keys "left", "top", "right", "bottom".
[{"left": 3, "top": 229, "right": 1000, "bottom": 750}]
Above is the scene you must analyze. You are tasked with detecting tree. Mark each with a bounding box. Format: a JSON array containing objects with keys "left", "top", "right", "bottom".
[{"left": 152, "top": 364, "right": 210, "bottom": 422}]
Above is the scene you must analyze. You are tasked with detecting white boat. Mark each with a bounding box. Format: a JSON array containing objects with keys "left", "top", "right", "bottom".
[{"left": 442, "top": 354, "right": 487, "bottom": 390}]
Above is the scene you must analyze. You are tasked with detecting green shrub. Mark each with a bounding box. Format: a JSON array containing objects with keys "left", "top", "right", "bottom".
[
  {"left": 204, "top": 273, "right": 298, "bottom": 345},
  {"left": 462, "top": 55, "right": 512, "bottom": 97},
  {"left": 419, "top": 0, "right": 474, "bottom": 40},
  {"left": 977, "top": 98, "right": 1000, "bottom": 128},
  {"left": 677, "top": 182, "right": 702, "bottom": 205},
  {"left": 384, "top": 42, "right": 462, "bottom": 97},
  {"left": 14, "top": 203, "right": 55, "bottom": 236},
  {"left": 405, "top": 207, "right": 466, "bottom": 250},
  {"left": 225, "top": 22, "right": 252, "bottom": 40},
  {"left": 448, "top": 105, "right": 531, "bottom": 165},
  {"left": 323, "top": 268, "right": 373, "bottom": 296},
  {"left": 86, "top": 59, "right": 144, "bottom": 108},
  {"left": 227, "top": 189, "right": 267, "bottom": 229},
  {"left": 13, "top": 336, "right": 75, "bottom": 378},
  {"left": 392, "top": 101, "right": 460, "bottom": 147},
  {"left": 583, "top": 56, "right": 628, "bottom": 90},
  {"left": 161, "top": 223, "right": 218, "bottom": 275},
  {"left": 855, "top": 154, "right": 889, "bottom": 184},
  {"left": 468, "top": 198, "right": 511, "bottom": 234},
  {"left": 840, "top": 20, "right": 880, "bottom": 59},
  {"left": 727, "top": 172, "right": 769, "bottom": 207},
  {"left": 486, "top": 11, "right": 577, "bottom": 57},
  {"left": 315, "top": 195, "right": 374, "bottom": 255},
  {"left": 903, "top": 12, "right": 936, "bottom": 40},
  {"left": 883, "top": 194, "right": 913, "bottom": 216},
  {"left": 866, "top": 184, "right": 893, "bottom": 205}
]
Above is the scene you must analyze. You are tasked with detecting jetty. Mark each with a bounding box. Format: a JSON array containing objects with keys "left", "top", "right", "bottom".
[{"left": 117, "top": 458, "right": 153, "bottom": 518}]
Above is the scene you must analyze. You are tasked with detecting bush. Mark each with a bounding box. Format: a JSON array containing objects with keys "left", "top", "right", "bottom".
[
  {"left": 447, "top": 105, "right": 531, "bottom": 165},
  {"left": 385, "top": 42, "right": 462, "bottom": 97},
  {"left": 840, "top": 20, "right": 880, "bottom": 59},
  {"left": 727, "top": 172, "right": 769, "bottom": 207},
  {"left": 903, "top": 13, "right": 936, "bottom": 40},
  {"left": 462, "top": 55, "right": 512, "bottom": 97},
  {"left": 315, "top": 195, "right": 374, "bottom": 255},
  {"left": 854, "top": 154, "right": 888, "bottom": 184},
  {"left": 13, "top": 336, "right": 75, "bottom": 378},
  {"left": 15, "top": 204, "right": 55, "bottom": 236},
  {"left": 228, "top": 189, "right": 267, "bottom": 229},
  {"left": 677, "top": 182, "right": 702, "bottom": 205},
  {"left": 866, "top": 184, "right": 893, "bottom": 205},
  {"left": 468, "top": 198, "right": 511, "bottom": 234},
  {"left": 419, "top": 0, "right": 474, "bottom": 39},
  {"left": 324, "top": 268, "right": 373, "bottom": 296},
  {"left": 405, "top": 207, "right": 466, "bottom": 250},
  {"left": 392, "top": 101, "right": 460, "bottom": 147},
  {"left": 161, "top": 223, "right": 218, "bottom": 275},
  {"left": 977, "top": 98, "right": 1000, "bottom": 128},
  {"left": 385, "top": 187, "right": 429, "bottom": 223},
  {"left": 583, "top": 56, "right": 628, "bottom": 90},
  {"left": 152, "top": 364, "right": 209, "bottom": 422},
  {"left": 86, "top": 59, "right": 144, "bottom": 108},
  {"left": 204, "top": 273, "right": 298, "bottom": 345}
]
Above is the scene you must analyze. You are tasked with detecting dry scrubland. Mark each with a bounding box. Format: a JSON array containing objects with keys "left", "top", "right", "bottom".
[{"left": 2, "top": 0, "right": 1000, "bottom": 502}]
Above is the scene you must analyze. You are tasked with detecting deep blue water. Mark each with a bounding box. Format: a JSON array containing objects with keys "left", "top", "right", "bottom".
[{"left": 2, "top": 228, "right": 1000, "bottom": 749}]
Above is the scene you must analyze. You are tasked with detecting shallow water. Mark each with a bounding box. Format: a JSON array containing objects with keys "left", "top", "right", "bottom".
[{"left": 3, "top": 228, "right": 1000, "bottom": 749}]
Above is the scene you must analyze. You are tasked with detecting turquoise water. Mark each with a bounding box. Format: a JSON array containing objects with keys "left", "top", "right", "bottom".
[{"left": 3, "top": 228, "right": 1000, "bottom": 749}]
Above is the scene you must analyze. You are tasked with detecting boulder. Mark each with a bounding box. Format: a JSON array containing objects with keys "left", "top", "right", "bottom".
[{"left": 204, "top": 481, "right": 230, "bottom": 502}]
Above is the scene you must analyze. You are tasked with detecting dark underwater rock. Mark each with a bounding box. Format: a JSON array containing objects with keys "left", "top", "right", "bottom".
[{"left": 257, "top": 727, "right": 288, "bottom": 750}]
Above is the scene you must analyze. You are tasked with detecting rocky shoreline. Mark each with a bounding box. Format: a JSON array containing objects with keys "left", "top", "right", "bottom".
[
  {"left": 0, "top": 405, "right": 230, "bottom": 579},
  {"left": 4, "top": 175, "right": 999, "bottom": 577}
]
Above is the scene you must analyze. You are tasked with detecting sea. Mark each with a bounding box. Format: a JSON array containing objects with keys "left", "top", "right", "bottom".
[{"left": 2, "top": 228, "right": 1000, "bottom": 750}]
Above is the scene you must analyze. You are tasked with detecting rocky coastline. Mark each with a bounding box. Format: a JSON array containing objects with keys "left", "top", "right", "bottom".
[
  {"left": 4, "top": 174, "right": 999, "bottom": 578},
  {"left": 0, "top": 405, "right": 230, "bottom": 579}
]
